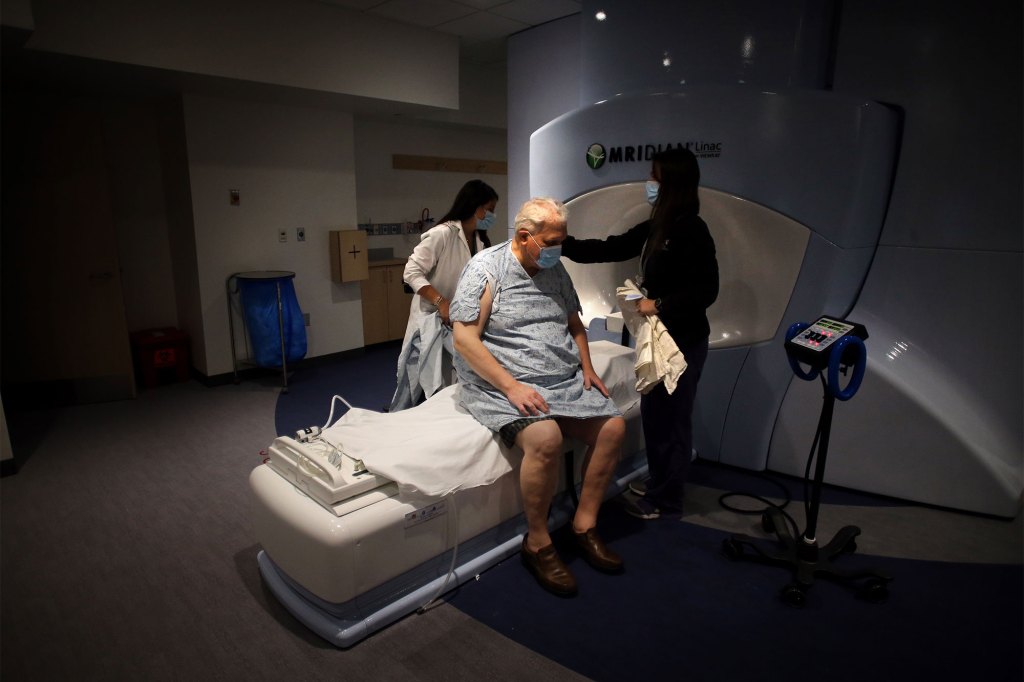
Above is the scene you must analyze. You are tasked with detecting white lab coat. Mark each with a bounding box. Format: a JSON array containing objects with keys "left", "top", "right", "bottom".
[
  {"left": 395, "top": 220, "right": 474, "bottom": 402},
  {"left": 403, "top": 220, "right": 474, "bottom": 331}
]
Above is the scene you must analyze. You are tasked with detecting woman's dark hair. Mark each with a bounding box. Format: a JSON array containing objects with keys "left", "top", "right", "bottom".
[
  {"left": 647, "top": 146, "right": 700, "bottom": 252},
  {"left": 438, "top": 180, "right": 499, "bottom": 224}
]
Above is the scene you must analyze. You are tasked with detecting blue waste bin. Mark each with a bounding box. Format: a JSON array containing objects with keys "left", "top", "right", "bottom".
[{"left": 231, "top": 271, "right": 307, "bottom": 372}]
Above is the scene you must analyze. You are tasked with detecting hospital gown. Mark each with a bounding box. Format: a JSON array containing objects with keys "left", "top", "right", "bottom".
[{"left": 449, "top": 241, "right": 621, "bottom": 431}]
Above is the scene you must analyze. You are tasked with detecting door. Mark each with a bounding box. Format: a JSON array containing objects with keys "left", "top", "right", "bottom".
[{"left": 1, "top": 99, "right": 135, "bottom": 403}]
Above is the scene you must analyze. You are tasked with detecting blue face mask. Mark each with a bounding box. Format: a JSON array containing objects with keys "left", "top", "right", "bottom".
[
  {"left": 645, "top": 180, "right": 660, "bottom": 206},
  {"left": 476, "top": 210, "right": 495, "bottom": 231},
  {"left": 529, "top": 233, "right": 562, "bottom": 269}
]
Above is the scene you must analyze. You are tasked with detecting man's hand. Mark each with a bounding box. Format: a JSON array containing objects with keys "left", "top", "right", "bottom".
[
  {"left": 582, "top": 368, "right": 610, "bottom": 398},
  {"left": 505, "top": 382, "right": 550, "bottom": 416},
  {"left": 438, "top": 299, "right": 451, "bottom": 326}
]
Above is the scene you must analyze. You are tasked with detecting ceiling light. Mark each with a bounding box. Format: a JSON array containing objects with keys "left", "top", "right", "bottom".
[{"left": 595, "top": 10, "right": 607, "bottom": 21}]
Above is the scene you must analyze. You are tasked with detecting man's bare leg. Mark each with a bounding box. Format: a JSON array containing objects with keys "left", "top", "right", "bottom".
[
  {"left": 516, "top": 419, "right": 565, "bottom": 552},
  {"left": 558, "top": 416, "right": 625, "bottom": 532}
]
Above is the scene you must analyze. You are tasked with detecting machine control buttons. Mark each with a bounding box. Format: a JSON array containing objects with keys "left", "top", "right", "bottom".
[{"left": 785, "top": 316, "right": 869, "bottom": 371}]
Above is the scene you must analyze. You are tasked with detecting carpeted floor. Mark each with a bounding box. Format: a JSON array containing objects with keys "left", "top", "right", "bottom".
[{"left": 448, "top": 502, "right": 1023, "bottom": 682}]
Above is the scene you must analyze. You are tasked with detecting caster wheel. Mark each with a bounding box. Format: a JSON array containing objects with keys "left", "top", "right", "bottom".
[
  {"left": 761, "top": 512, "right": 775, "bottom": 533},
  {"left": 722, "top": 538, "right": 742, "bottom": 560},
  {"left": 781, "top": 583, "right": 806, "bottom": 608},
  {"left": 857, "top": 578, "right": 889, "bottom": 604}
]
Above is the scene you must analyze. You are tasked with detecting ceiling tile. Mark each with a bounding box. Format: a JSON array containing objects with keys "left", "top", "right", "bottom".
[
  {"left": 314, "top": 0, "right": 386, "bottom": 10},
  {"left": 368, "top": 0, "right": 476, "bottom": 28},
  {"left": 489, "top": 0, "right": 581, "bottom": 25},
  {"left": 452, "top": 0, "right": 509, "bottom": 9},
  {"left": 435, "top": 11, "right": 529, "bottom": 43}
]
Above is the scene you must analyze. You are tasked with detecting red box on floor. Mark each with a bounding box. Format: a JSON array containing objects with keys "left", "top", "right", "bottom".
[{"left": 130, "top": 327, "right": 191, "bottom": 388}]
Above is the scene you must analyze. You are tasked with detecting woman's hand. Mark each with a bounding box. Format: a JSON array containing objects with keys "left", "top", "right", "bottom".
[
  {"left": 439, "top": 298, "right": 451, "bottom": 326},
  {"left": 637, "top": 298, "right": 659, "bottom": 316}
]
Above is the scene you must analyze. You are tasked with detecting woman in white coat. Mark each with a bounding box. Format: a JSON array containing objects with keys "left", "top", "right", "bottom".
[{"left": 390, "top": 180, "right": 499, "bottom": 411}]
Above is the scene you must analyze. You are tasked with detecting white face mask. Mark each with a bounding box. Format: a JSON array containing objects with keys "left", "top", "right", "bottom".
[
  {"left": 529, "top": 233, "right": 562, "bottom": 269},
  {"left": 477, "top": 210, "right": 495, "bottom": 231},
  {"left": 645, "top": 180, "right": 660, "bottom": 206}
]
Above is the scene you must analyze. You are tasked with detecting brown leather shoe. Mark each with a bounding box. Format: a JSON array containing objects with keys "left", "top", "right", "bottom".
[
  {"left": 574, "top": 527, "right": 624, "bottom": 573},
  {"left": 520, "top": 536, "right": 578, "bottom": 596}
]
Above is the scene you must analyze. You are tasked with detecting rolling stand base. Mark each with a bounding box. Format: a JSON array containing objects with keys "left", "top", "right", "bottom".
[
  {"left": 726, "top": 317, "right": 890, "bottom": 606},
  {"left": 723, "top": 507, "right": 892, "bottom": 607}
]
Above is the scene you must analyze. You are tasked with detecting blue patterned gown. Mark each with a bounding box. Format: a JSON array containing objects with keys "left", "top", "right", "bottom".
[{"left": 449, "top": 241, "right": 621, "bottom": 431}]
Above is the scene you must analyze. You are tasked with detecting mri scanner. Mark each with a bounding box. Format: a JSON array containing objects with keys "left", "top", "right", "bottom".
[
  {"left": 542, "top": 86, "right": 1020, "bottom": 518},
  {"left": 535, "top": 86, "right": 900, "bottom": 475}
]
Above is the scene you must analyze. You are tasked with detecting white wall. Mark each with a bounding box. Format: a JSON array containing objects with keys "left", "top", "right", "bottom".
[
  {"left": 507, "top": 15, "right": 581, "bottom": 217},
  {"left": 5, "top": 3, "right": 511, "bottom": 380},
  {"left": 354, "top": 116, "right": 508, "bottom": 258},
  {"left": 416, "top": 60, "right": 508, "bottom": 131},
  {"left": 27, "top": 0, "right": 459, "bottom": 110},
  {"left": 183, "top": 94, "right": 361, "bottom": 376}
]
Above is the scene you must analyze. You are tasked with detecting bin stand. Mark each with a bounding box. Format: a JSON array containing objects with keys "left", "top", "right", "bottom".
[{"left": 227, "top": 271, "right": 296, "bottom": 393}]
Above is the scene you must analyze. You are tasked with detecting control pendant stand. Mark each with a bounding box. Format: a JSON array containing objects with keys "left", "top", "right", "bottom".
[{"left": 722, "top": 316, "right": 892, "bottom": 607}]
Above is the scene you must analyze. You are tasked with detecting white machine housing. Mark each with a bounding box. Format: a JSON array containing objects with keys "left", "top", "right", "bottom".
[
  {"left": 513, "top": 0, "right": 1022, "bottom": 518},
  {"left": 531, "top": 87, "right": 899, "bottom": 476},
  {"left": 251, "top": 341, "right": 646, "bottom": 646}
]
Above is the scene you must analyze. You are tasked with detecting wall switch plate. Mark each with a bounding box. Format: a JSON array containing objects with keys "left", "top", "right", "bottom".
[
  {"left": 296, "top": 227, "right": 306, "bottom": 242},
  {"left": 278, "top": 229, "right": 287, "bottom": 242}
]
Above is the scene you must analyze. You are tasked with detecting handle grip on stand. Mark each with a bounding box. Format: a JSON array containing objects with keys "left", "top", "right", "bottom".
[
  {"left": 827, "top": 335, "right": 866, "bottom": 401},
  {"left": 785, "top": 322, "right": 819, "bottom": 381}
]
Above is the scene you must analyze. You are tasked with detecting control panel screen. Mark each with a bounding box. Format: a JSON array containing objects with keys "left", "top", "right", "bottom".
[{"left": 788, "top": 317, "right": 855, "bottom": 354}]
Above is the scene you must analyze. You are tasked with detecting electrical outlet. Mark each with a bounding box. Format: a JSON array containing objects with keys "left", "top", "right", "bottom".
[
  {"left": 278, "top": 229, "right": 287, "bottom": 243},
  {"left": 297, "top": 227, "right": 306, "bottom": 242}
]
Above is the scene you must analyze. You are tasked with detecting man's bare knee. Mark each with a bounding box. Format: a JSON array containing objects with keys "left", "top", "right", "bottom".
[
  {"left": 564, "top": 415, "right": 625, "bottom": 449},
  {"left": 517, "top": 420, "right": 564, "bottom": 462},
  {"left": 602, "top": 416, "right": 626, "bottom": 447}
]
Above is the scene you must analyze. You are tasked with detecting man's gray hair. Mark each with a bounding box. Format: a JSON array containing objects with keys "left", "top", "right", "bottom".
[{"left": 513, "top": 197, "right": 568, "bottom": 235}]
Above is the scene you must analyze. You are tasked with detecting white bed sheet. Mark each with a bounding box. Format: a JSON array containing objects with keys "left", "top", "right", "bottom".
[{"left": 318, "top": 341, "right": 639, "bottom": 498}]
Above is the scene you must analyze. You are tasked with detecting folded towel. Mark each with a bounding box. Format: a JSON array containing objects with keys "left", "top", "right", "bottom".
[{"left": 616, "top": 279, "right": 687, "bottom": 395}]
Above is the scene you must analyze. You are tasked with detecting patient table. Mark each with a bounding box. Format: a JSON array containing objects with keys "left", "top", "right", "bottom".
[{"left": 251, "top": 340, "right": 647, "bottom": 648}]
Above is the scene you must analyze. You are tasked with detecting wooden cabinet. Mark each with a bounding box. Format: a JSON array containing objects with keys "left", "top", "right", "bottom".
[
  {"left": 361, "top": 261, "right": 413, "bottom": 345},
  {"left": 329, "top": 229, "right": 369, "bottom": 283}
]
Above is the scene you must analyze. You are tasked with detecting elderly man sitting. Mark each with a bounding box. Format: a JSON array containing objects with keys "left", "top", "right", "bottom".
[{"left": 450, "top": 197, "right": 626, "bottom": 596}]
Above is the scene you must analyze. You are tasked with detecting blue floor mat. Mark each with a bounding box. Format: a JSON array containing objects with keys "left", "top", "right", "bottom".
[
  {"left": 274, "top": 341, "right": 400, "bottom": 436},
  {"left": 687, "top": 458, "right": 911, "bottom": 507},
  {"left": 449, "top": 503, "right": 1023, "bottom": 682}
]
